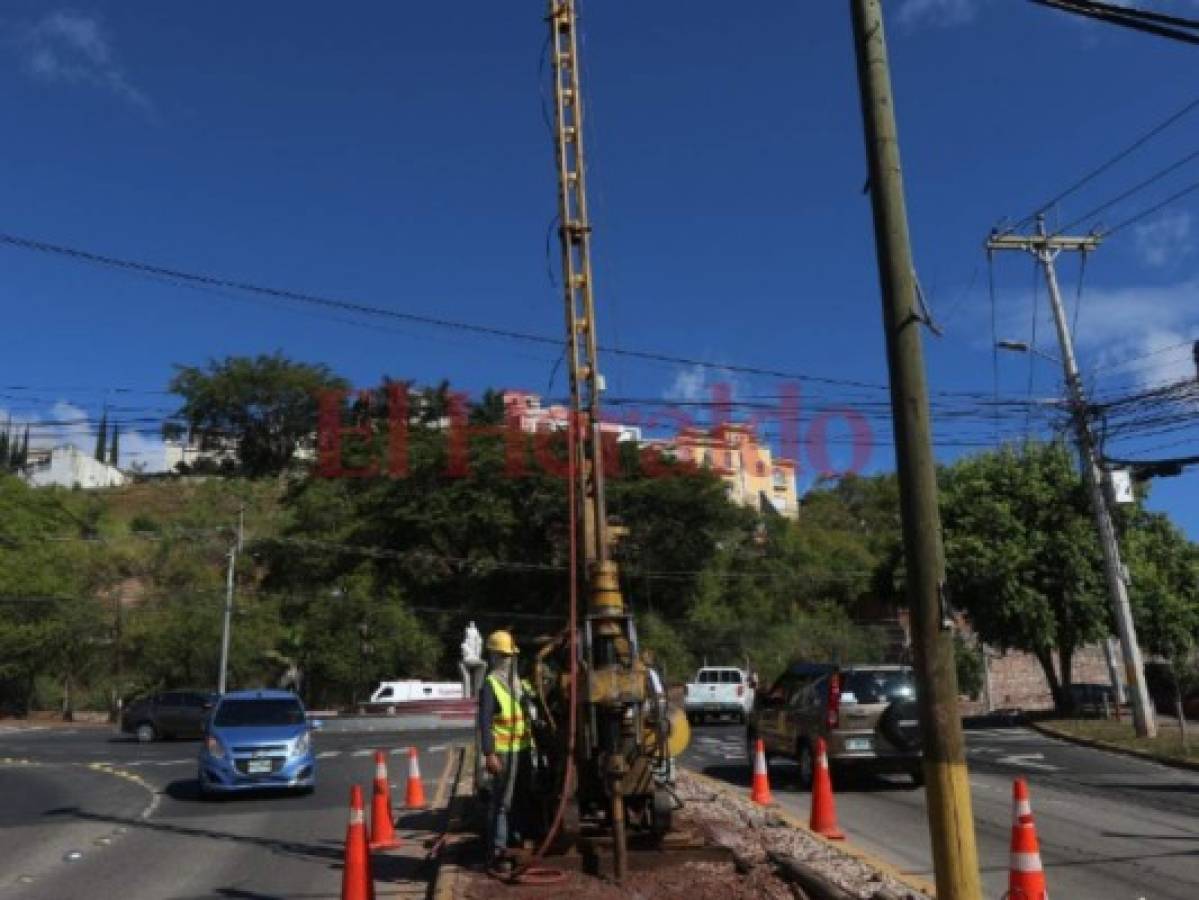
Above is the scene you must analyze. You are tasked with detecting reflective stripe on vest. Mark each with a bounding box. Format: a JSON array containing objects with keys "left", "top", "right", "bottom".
[{"left": 488, "top": 674, "right": 532, "bottom": 752}]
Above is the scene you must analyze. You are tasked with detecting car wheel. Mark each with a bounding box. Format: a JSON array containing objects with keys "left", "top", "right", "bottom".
[
  {"left": 687, "top": 712, "right": 697, "bottom": 726},
  {"left": 797, "top": 740, "right": 814, "bottom": 791},
  {"left": 135, "top": 722, "right": 157, "bottom": 743},
  {"left": 908, "top": 763, "right": 925, "bottom": 788}
]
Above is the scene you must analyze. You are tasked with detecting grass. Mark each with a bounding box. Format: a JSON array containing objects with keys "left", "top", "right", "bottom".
[{"left": 1043, "top": 717, "right": 1199, "bottom": 766}]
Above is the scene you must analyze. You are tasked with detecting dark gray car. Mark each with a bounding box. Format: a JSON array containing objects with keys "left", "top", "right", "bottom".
[{"left": 120, "top": 690, "right": 217, "bottom": 742}]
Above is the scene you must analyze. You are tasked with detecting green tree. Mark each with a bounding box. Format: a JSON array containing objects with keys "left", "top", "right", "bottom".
[
  {"left": 16, "top": 426, "right": 29, "bottom": 470},
  {"left": 294, "top": 571, "right": 439, "bottom": 708},
  {"left": 95, "top": 409, "right": 109, "bottom": 463},
  {"left": 940, "top": 442, "right": 1109, "bottom": 712},
  {"left": 1124, "top": 509, "right": 1199, "bottom": 712},
  {"left": 109, "top": 423, "right": 120, "bottom": 468},
  {"left": 166, "top": 353, "right": 348, "bottom": 477}
]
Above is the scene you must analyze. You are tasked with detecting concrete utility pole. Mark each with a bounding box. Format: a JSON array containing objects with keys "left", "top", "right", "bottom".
[
  {"left": 988, "top": 219, "right": 1158, "bottom": 738},
  {"left": 217, "top": 505, "right": 245, "bottom": 695},
  {"left": 848, "top": 3, "right": 982, "bottom": 898}
]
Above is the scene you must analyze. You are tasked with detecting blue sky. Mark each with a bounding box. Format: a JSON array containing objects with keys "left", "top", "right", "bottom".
[{"left": 0, "top": 1, "right": 1196, "bottom": 534}]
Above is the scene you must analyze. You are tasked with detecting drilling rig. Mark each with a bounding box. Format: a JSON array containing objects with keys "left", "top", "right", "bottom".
[{"left": 522, "top": 0, "right": 690, "bottom": 882}]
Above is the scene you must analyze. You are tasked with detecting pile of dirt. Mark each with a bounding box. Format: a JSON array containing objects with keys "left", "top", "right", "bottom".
[
  {"left": 674, "top": 772, "right": 929, "bottom": 900},
  {"left": 454, "top": 771, "right": 928, "bottom": 900},
  {"left": 458, "top": 859, "right": 796, "bottom": 900}
]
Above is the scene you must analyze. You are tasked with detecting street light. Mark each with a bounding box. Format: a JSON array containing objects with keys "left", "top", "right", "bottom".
[{"left": 996, "top": 340, "right": 1062, "bottom": 365}]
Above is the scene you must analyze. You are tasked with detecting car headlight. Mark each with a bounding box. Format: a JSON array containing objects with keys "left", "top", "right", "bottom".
[
  {"left": 292, "top": 731, "right": 311, "bottom": 757},
  {"left": 205, "top": 736, "right": 226, "bottom": 759}
]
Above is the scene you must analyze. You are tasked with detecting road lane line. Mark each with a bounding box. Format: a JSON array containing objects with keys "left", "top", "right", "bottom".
[{"left": 317, "top": 750, "right": 341, "bottom": 758}]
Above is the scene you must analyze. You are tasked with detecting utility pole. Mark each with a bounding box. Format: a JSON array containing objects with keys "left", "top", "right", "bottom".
[
  {"left": 988, "top": 218, "right": 1157, "bottom": 738},
  {"left": 849, "top": 3, "right": 982, "bottom": 898},
  {"left": 217, "top": 505, "right": 245, "bottom": 695}
]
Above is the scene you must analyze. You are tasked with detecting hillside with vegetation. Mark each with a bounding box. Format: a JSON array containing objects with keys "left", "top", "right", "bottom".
[{"left": 2, "top": 356, "right": 1195, "bottom": 717}]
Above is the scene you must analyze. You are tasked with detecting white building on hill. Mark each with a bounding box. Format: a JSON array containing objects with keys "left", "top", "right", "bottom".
[{"left": 22, "top": 445, "right": 126, "bottom": 489}]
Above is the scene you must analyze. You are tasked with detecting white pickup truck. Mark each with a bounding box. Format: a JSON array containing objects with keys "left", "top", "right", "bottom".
[{"left": 683, "top": 666, "right": 755, "bottom": 724}]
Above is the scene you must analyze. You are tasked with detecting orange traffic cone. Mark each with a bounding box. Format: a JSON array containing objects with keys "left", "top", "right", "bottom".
[
  {"left": 809, "top": 737, "right": 844, "bottom": 839},
  {"left": 368, "top": 750, "right": 401, "bottom": 850},
  {"left": 1008, "top": 778, "right": 1049, "bottom": 900},
  {"left": 749, "top": 738, "right": 774, "bottom": 805},
  {"left": 403, "top": 746, "right": 428, "bottom": 809},
  {"left": 341, "top": 785, "right": 376, "bottom": 900}
]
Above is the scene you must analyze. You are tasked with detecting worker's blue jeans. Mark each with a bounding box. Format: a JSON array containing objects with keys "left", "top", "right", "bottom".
[{"left": 487, "top": 749, "right": 527, "bottom": 861}]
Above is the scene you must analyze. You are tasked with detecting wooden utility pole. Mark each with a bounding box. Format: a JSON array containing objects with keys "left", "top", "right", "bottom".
[
  {"left": 988, "top": 219, "right": 1157, "bottom": 738},
  {"left": 848, "top": 2, "right": 982, "bottom": 898}
]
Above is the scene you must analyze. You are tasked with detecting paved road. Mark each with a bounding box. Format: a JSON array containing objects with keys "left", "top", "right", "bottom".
[
  {"left": 0, "top": 723, "right": 473, "bottom": 899},
  {"left": 683, "top": 721, "right": 1199, "bottom": 900}
]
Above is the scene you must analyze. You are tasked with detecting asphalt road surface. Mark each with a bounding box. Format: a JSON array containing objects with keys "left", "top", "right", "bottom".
[
  {"left": 683, "top": 720, "right": 1199, "bottom": 900},
  {"left": 0, "top": 723, "right": 473, "bottom": 899}
]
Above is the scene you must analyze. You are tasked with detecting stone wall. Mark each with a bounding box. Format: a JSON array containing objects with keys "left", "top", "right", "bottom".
[{"left": 984, "top": 643, "right": 1111, "bottom": 711}]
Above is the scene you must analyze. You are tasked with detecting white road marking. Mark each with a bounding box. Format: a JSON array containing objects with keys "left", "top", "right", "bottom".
[
  {"left": 351, "top": 749, "right": 374, "bottom": 757},
  {"left": 995, "top": 753, "right": 1060, "bottom": 772},
  {"left": 318, "top": 750, "right": 341, "bottom": 759},
  {"left": 428, "top": 744, "right": 446, "bottom": 753}
]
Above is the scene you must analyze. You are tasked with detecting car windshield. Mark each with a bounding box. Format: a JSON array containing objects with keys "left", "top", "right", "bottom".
[
  {"left": 843, "top": 670, "right": 914, "bottom": 704},
  {"left": 213, "top": 698, "right": 304, "bottom": 727}
]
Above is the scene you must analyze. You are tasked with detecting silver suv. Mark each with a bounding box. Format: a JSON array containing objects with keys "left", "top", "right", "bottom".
[{"left": 747, "top": 663, "right": 923, "bottom": 787}]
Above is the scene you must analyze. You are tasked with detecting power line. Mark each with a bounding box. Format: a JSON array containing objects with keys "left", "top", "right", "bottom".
[
  {"left": 1104, "top": 176, "right": 1199, "bottom": 236},
  {"left": 0, "top": 230, "right": 888, "bottom": 391},
  {"left": 1005, "top": 93, "right": 1199, "bottom": 232},
  {"left": 1030, "top": 0, "right": 1199, "bottom": 45},
  {"left": 1060, "top": 146, "right": 1199, "bottom": 233}
]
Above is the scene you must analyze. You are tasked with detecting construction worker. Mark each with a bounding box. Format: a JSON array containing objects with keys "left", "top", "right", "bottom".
[{"left": 477, "top": 629, "right": 532, "bottom": 874}]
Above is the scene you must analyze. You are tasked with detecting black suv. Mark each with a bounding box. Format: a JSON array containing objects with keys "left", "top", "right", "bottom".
[{"left": 120, "top": 690, "right": 217, "bottom": 742}]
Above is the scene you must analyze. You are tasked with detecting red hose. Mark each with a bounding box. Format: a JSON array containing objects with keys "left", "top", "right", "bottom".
[{"left": 523, "top": 415, "right": 580, "bottom": 867}]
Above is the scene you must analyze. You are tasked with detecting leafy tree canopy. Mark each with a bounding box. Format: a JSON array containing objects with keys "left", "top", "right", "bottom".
[{"left": 166, "top": 353, "right": 348, "bottom": 477}]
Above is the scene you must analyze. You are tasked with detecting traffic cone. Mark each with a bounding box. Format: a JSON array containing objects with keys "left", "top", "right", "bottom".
[
  {"left": 403, "top": 746, "right": 428, "bottom": 809},
  {"left": 341, "top": 785, "right": 376, "bottom": 900},
  {"left": 1008, "top": 778, "right": 1049, "bottom": 900},
  {"left": 749, "top": 738, "right": 774, "bottom": 805},
  {"left": 809, "top": 737, "right": 844, "bottom": 839},
  {"left": 368, "top": 750, "right": 401, "bottom": 850}
]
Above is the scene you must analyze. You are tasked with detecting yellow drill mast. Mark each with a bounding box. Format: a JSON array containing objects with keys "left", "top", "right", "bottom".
[
  {"left": 549, "top": 0, "right": 608, "bottom": 569},
  {"left": 546, "top": 0, "right": 656, "bottom": 881}
]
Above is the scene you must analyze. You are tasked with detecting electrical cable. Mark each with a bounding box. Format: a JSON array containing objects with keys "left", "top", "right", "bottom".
[
  {"left": 1004, "top": 94, "right": 1199, "bottom": 233},
  {"left": 1059, "top": 147, "right": 1199, "bottom": 233},
  {"left": 1103, "top": 177, "right": 1199, "bottom": 236},
  {"left": 0, "top": 230, "right": 889, "bottom": 391}
]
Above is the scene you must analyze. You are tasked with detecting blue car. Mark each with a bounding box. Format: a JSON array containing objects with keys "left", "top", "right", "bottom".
[{"left": 198, "top": 690, "right": 317, "bottom": 795}]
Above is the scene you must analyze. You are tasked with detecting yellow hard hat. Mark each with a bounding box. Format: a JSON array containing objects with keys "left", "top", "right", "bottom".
[{"left": 486, "top": 630, "right": 519, "bottom": 655}]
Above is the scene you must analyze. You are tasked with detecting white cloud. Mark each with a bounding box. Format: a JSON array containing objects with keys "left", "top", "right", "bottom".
[
  {"left": 1134, "top": 211, "right": 1192, "bottom": 269},
  {"left": 19, "top": 11, "right": 150, "bottom": 110},
  {"left": 664, "top": 365, "right": 708, "bottom": 403},
  {"left": 990, "top": 274, "right": 1198, "bottom": 392},
  {"left": 0, "top": 401, "right": 165, "bottom": 471},
  {"left": 896, "top": 0, "right": 980, "bottom": 29}
]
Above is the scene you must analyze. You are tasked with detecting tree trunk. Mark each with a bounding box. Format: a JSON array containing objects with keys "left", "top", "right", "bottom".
[
  {"left": 1058, "top": 644, "right": 1076, "bottom": 717},
  {"left": 1035, "top": 649, "right": 1064, "bottom": 714},
  {"left": 1176, "top": 682, "right": 1189, "bottom": 754},
  {"left": 62, "top": 673, "right": 74, "bottom": 723}
]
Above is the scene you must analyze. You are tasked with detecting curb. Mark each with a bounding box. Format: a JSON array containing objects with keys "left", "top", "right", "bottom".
[
  {"left": 1029, "top": 720, "right": 1199, "bottom": 774},
  {"left": 686, "top": 769, "right": 936, "bottom": 899},
  {"left": 431, "top": 743, "right": 477, "bottom": 900}
]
